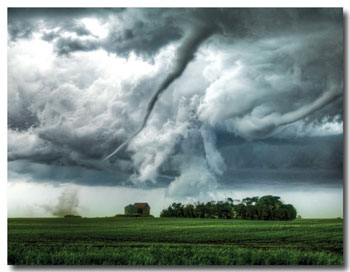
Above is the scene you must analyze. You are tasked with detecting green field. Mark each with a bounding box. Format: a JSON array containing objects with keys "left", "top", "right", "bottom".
[{"left": 8, "top": 217, "right": 343, "bottom": 265}]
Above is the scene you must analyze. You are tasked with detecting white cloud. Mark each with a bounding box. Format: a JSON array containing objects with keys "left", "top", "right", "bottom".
[
  {"left": 274, "top": 116, "right": 343, "bottom": 138},
  {"left": 200, "top": 124, "right": 226, "bottom": 175},
  {"left": 167, "top": 157, "right": 218, "bottom": 198},
  {"left": 80, "top": 18, "right": 109, "bottom": 39},
  {"left": 198, "top": 31, "right": 342, "bottom": 139}
]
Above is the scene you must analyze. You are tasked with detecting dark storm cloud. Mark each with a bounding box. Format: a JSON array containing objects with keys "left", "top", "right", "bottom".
[
  {"left": 217, "top": 133, "right": 343, "bottom": 170},
  {"left": 101, "top": 9, "right": 183, "bottom": 58},
  {"left": 220, "top": 169, "right": 342, "bottom": 192},
  {"left": 54, "top": 37, "right": 100, "bottom": 55},
  {"left": 8, "top": 8, "right": 342, "bottom": 58},
  {"left": 8, "top": 159, "right": 173, "bottom": 188},
  {"left": 7, "top": 133, "right": 342, "bottom": 189},
  {"left": 8, "top": 160, "right": 129, "bottom": 186},
  {"left": 7, "top": 8, "right": 343, "bottom": 195}
]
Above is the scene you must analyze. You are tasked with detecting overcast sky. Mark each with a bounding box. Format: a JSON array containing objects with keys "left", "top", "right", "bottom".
[{"left": 7, "top": 8, "right": 343, "bottom": 218}]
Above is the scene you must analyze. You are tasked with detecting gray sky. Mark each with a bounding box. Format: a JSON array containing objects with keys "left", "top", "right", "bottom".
[{"left": 7, "top": 8, "right": 343, "bottom": 218}]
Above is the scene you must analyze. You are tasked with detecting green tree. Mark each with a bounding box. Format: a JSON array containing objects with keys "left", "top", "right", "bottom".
[
  {"left": 234, "top": 204, "right": 246, "bottom": 219},
  {"left": 160, "top": 195, "right": 297, "bottom": 221},
  {"left": 183, "top": 204, "right": 195, "bottom": 218},
  {"left": 256, "top": 196, "right": 282, "bottom": 220}
]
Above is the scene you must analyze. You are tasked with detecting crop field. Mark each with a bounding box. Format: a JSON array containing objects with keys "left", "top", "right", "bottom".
[{"left": 8, "top": 217, "right": 343, "bottom": 265}]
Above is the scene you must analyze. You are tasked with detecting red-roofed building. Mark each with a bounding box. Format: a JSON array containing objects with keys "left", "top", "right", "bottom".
[{"left": 125, "top": 203, "right": 150, "bottom": 216}]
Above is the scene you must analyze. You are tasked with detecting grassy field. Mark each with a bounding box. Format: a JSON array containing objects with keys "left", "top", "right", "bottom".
[{"left": 8, "top": 217, "right": 343, "bottom": 265}]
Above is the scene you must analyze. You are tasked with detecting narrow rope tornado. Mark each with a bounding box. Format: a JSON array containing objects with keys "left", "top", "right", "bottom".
[{"left": 104, "top": 26, "right": 214, "bottom": 160}]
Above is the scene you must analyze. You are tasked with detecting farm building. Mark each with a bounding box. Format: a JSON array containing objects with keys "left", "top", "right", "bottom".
[{"left": 125, "top": 203, "right": 151, "bottom": 216}]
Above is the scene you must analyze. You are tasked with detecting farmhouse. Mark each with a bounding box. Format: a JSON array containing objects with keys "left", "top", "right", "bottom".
[{"left": 125, "top": 203, "right": 151, "bottom": 216}]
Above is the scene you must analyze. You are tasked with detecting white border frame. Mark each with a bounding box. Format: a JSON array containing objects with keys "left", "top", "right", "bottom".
[{"left": 1, "top": 1, "right": 348, "bottom": 272}]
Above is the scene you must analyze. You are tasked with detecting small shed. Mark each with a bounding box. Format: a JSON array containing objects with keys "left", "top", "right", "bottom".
[
  {"left": 124, "top": 204, "right": 138, "bottom": 215},
  {"left": 124, "top": 203, "right": 150, "bottom": 216}
]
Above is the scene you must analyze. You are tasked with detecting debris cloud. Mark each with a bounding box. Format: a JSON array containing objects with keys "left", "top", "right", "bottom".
[{"left": 43, "top": 188, "right": 80, "bottom": 217}]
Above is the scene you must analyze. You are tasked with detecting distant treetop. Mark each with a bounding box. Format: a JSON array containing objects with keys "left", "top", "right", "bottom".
[{"left": 160, "top": 195, "right": 297, "bottom": 221}]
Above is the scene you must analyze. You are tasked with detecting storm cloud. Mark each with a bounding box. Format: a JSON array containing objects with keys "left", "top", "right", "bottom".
[{"left": 8, "top": 8, "right": 343, "bottom": 199}]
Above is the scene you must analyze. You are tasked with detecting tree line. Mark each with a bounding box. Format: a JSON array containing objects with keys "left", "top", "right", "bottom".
[{"left": 160, "top": 195, "right": 297, "bottom": 220}]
